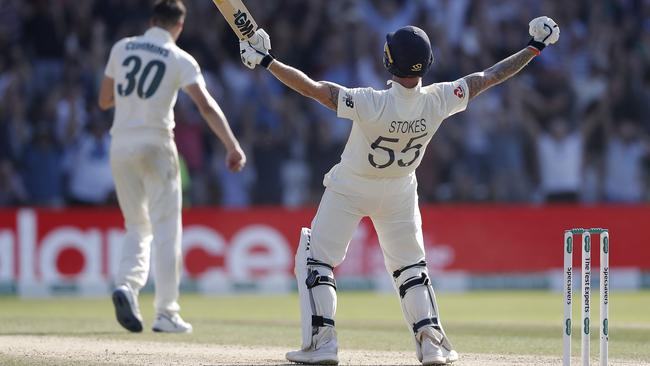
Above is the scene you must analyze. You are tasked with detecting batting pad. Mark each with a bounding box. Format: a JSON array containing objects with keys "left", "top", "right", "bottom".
[
  {"left": 392, "top": 262, "right": 455, "bottom": 357},
  {"left": 295, "top": 227, "right": 337, "bottom": 350}
]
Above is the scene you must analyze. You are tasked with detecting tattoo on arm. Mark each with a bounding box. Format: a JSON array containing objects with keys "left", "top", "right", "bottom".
[
  {"left": 321, "top": 82, "right": 340, "bottom": 111},
  {"left": 464, "top": 48, "right": 536, "bottom": 100},
  {"left": 267, "top": 59, "right": 341, "bottom": 111}
]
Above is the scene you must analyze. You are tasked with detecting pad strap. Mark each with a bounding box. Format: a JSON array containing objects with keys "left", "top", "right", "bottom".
[
  {"left": 399, "top": 273, "right": 429, "bottom": 298},
  {"left": 413, "top": 317, "right": 441, "bottom": 333},
  {"left": 312, "top": 315, "right": 335, "bottom": 327},
  {"left": 307, "top": 258, "right": 334, "bottom": 270},
  {"left": 393, "top": 260, "right": 427, "bottom": 279},
  {"left": 306, "top": 270, "right": 337, "bottom": 290}
]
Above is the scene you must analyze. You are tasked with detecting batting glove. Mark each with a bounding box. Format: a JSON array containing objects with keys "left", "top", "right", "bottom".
[
  {"left": 248, "top": 29, "right": 271, "bottom": 54},
  {"left": 527, "top": 16, "right": 560, "bottom": 55},
  {"left": 239, "top": 29, "right": 274, "bottom": 69}
]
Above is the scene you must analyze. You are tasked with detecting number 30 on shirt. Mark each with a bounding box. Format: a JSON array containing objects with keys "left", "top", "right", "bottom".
[{"left": 117, "top": 56, "right": 166, "bottom": 99}]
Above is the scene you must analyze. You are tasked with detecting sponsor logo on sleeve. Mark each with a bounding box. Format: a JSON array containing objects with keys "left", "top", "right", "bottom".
[
  {"left": 453, "top": 85, "right": 465, "bottom": 99},
  {"left": 345, "top": 93, "right": 354, "bottom": 108}
]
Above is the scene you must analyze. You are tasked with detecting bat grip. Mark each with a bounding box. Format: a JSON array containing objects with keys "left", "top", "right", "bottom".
[{"left": 247, "top": 30, "right": 261, "bottom": 46}]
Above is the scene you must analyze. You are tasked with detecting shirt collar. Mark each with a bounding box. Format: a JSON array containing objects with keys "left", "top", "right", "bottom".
[
  {"left": 387, "top": 79, "right": 422, "bottom": 97},
  {"left": 145, "top": 27, "right": 174, "bottom": 43}
]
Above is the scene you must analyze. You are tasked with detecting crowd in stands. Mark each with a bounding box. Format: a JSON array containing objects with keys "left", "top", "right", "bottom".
[{"left": 1, "top": 0, "right": 649, "bottom": 207}]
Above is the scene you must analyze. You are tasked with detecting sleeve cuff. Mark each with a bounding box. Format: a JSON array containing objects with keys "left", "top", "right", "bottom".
[
  {"left": 181, "top": 74, "right": 206, "bottom": 89},
  {"left": 457, "top": 78, "right": 470, "bottom": 112}
]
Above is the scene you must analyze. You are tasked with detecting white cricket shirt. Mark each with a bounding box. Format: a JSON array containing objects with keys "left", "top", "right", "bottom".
[
  {"left": 105, "top": 27, "right": 205, "bottom": 136},
  {"left": 537, "top": 133, "right": 583, "bottom": 194},
  {"left": 336, "top": 78, "right": 469, "bottom": 178}
]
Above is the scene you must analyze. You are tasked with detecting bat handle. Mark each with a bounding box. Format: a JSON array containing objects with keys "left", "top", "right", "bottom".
[{"left": 247, "top": 30, "right": 261, "bottom": 46}]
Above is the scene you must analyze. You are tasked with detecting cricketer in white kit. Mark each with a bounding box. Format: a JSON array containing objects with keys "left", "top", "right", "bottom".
[
  {"left": 98, "top": 0, "right": 246, "bottom": 333},
  {"left": 240, "top": 16, "right": 559, "bottom": 366}
]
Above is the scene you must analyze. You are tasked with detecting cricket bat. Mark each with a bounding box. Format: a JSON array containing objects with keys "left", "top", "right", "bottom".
[{"left": 211, "top": 0, "right": 258, "bottom": 41}]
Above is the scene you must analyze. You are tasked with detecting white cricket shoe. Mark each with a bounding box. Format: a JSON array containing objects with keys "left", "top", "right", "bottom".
[
  {"left": 152, "top": 313, "right": 193, "bottom": 333},
  {"left": 417, "top": 328, "right": 459, "bottom": 365},
  {"left": 112, "top": 285, "right": 143, "bottom": 333},
  {"left": 286, "top": 327, "right": 339, "bottom": 365}
]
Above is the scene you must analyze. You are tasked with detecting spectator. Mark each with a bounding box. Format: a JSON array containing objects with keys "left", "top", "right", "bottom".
[
  {"left": 22, "top": 0, "right": 66, "bottom": 97},
  {"left": 0, "top": 0, "right": 649, "bottom": 207},
  {"left": 0, "top": 159, "right": 27, "bottom": 206},
  {"left": 21, "top": 123, "right": 64, "bottom": 206},
  {"left": 216, "top": 153, "right": 255, "bottom": 208},
  {"left": 604, "top": 119, "right": 650, "bottom": 202},
  {"left": 66, "top": 119, "right": 114, "bottom": 205},
  {"left": 0, "top": 91, "right": 31, "bottom": 162},
  {"left": 522, "top": 110, "right": 599, "bottom": 202},
  {"left": 55, "top": 82, "right": 88, "bottom": 146},
  {"left": 533, "top": 118, "right": 583, "bottom": 202},
  {"left": 488, "top": 85, "right": 531, "bottom": 202}
]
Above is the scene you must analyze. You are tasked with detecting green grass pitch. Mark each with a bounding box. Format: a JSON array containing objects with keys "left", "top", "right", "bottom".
[{"left": 0, "top": 290, "right": 649, "bottom": 363}]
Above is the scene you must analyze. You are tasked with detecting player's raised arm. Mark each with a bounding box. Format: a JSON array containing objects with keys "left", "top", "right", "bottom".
[
  {"left": 267, "top": 61, "right": 342, "bottom": 111},
  {"left": 463, "top": 16, "right": 560, "bottom": 100},
  {"left": 238, "top": 30, "right": 342, "bottom": 111}
]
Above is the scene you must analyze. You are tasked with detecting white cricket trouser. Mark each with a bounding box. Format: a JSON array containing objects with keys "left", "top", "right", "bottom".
[
  {"left": 310, "top": 164, "right": 425, "bottom": 273},
  {"left": 110, "top": 130, "right": 182, "bottom": 316}
]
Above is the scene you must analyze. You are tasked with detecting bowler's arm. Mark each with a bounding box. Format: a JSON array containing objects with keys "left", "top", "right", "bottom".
[
  {"left": 463, "top": 48, "right": 537, "bottom": 101},
  {"left": 98, "top": 76, "right": 115, "bottom": 110},
  {"left": 267, "top": 60, "right": 341, "bottom": 111},
  {"left": 184, "top": 82, "right": 246, "bottom": 172},
  {"left": 184, "top": 83, "right": 236, "bottom": 147}
]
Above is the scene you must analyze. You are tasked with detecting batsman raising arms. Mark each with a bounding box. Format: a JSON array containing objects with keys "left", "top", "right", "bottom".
[{"left": 240, "top": 17, "right": 559, "bottom": 365}]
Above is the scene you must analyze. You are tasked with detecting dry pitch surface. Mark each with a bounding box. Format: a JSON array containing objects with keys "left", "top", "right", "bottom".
[
  {"left": 1, "top": 292, "right": 649, "bottom": 365},
  {"left": 1, "top": 335, "right": 647, "bottom": 365}
]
